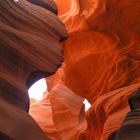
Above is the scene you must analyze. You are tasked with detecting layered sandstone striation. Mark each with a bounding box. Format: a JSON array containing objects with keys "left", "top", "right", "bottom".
[
  {"left": 0, "top": 0, "right": 67, "bottom": 139},
  {"left": 0, "top": 0, "right": 67, "bottom": 110},
  {"left": 114, "top": 89, "right": 140, "bottom": 140},
  {"left": 30, "top": 0, "right": 140, "bottom": 140},
  {"left": 1, "top": 0, "right": 140, "bottom": 140}
]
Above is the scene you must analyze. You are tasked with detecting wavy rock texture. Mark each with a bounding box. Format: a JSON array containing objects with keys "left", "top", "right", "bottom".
[
  {"left": 30, "top": 0, "right": 140, "bottom": 140},
  {"left": 30, "top": 83, "right": 87, "bottom": 140},
  {"left": 0, "top": 0, "right": 67, "bottom": 111},
  {"left": 27, "top": 0, "right": 58, "bottom": 15},
  {"left": 0, "top": 97, "right": 49, "bottom": 140},
  {"left": 0, "top": 0, "right": 67, "bottom": 139},
  {"left": 114, "top": 89, "right": 140, "bottom": 140},
  {"left": 61, "top": 0, "right": 140, "bottom": 139}
]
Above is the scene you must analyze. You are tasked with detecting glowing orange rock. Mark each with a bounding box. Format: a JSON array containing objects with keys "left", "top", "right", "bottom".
[
  {"left": 55, "top": 0, "right": 140, "bottom": 139},
  {"left": 30, "top": 83, "right": 87, "bottom": 139},
  {"left": 29, "top": 0, "right": 140, "bottom": 139}
]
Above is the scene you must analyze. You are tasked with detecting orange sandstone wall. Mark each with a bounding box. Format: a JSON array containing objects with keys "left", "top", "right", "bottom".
[
  {"left": 61, "top": 0, "right": 140, "bottom": 139},
  {"left": 30, "top": 0, "right": 140, "bottom": 140}
]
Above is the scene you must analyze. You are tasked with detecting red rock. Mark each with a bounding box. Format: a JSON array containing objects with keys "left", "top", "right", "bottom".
[
  {"left": 0, "top": 0, "right": 67, "bottom": 139},
  {"left": 0, "top": 0, "right": 67, "bottom": 111},
  {"left": 44, "top": 0, "right": 140, "bottom": 139},
  {"left": 27, "top": 0, "right": 58, "bottom": 15},
  {"left": 1, "top": 0, "right": 140, "bottom": 139},
  {"left": 0, "top": 98, "right": 49, "bottom": 140},
  {"left": 31, "top": 0, "right": 140, "bottom": 139},
  {"left": 30, "top": 83, "right": 87, "bottom": 139}
]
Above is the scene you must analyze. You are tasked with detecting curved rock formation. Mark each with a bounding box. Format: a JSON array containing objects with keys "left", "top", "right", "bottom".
[
  {"left": 114, "top": 88, "right": 140, "bottom": 140},
  {"left": 61, "top": 0, "right": 140, "bottom": 139},
  {"left": 0, "top": 0, "right": 67, "bottom": 111},
  {"left": 0, "top": 0, "right": 67, "bottom": 139},
  {"left": 30, "top": 0, "right": 140, "bottom": 139},
  {"left": 1, "top": 0, "right": 140, "bottom": 140},
  {"left": 27, "top": 0, "right": 58, "bottom": 15},
  {"left": 0, "top": 98, "right": 49, "bottom": 140},
  {"left": 30, "top": 83, "right": 86, "bottom": 139}
]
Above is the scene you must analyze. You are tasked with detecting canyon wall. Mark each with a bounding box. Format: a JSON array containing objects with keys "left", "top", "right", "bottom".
[
  {"left": 30, "top": 0, "right": 140, "bottom": 140},
  {"left": 1, "top": 0, "right": 140, "bottom": 140},
  {"left": 0, "top": 0, "right": 67, "bottom": 139}
]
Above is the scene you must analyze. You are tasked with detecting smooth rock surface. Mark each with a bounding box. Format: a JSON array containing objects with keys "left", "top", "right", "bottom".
[
  {"left": 27, "top": 0, "right": 58, "bottom": 14},
  {"left": 0, "top": 98, "right": 49, "bottom": 140},
  {"left": 30, "top": 83, "right": 87, "bottom": 140},
  {"left": 0, "top": 0, "right": 67, "bottom": 139},
  {"left": 0, "top": 0, "right": 67, "bottom": 111}
]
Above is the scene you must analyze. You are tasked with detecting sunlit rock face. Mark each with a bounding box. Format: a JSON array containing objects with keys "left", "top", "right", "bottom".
[
  {"left": 30, "top": 83, "right": 87, "bottom": 139},
  {"left": 29, "top": 0, "right": 140, "bottom": 140},
  {"left": 56, "top": 0, "right": 140, "bottom": 139},
  {"left": 1, "top": 0, "right": 140, "bottom": 140}
]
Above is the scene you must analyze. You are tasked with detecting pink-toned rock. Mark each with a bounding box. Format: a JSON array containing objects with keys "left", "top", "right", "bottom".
[
  {"left": 31, "top": 0, "right": 140, "bottom": 139},
  {"left": 30, "top": 83, "right": 87, "bottom": 140}
]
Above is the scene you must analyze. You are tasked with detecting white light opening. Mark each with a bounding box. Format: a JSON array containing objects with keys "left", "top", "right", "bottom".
[
  {"left": 13, "top": 0, "right": 19, "bottom": 3},
  {"left": 83, "top": 99, "right": 91, "bottom": 111},
  {"left": 28, "top": 78, "right": 47, "bottom": 101}
]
